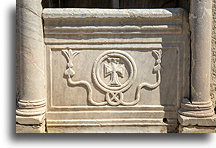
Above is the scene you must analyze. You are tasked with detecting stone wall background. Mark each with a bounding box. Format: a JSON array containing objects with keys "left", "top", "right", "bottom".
[{"left": 212, "top": 0, "right": 216, "bottom": 112}]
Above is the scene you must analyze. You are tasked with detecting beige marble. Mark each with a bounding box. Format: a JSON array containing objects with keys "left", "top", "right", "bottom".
[
  {"left": 178, "top": 0, "right": 216, "bottom": 133},
  {"left": 211, "top": 0, "right": 216, "bottom": 117},
  {"left": 179, "top": 125, "right": 215, "bottom": 133},
  {"left": 16, "top": 121, "right": 45, "bottom": 133},
  {"left": 47, "top": 126, "right": 168, "bottom": 133},
  {"left": 16, "top": 0, "right": 46, "bottom": 132},
  {"left": 16, "top": 0, "right": 216, "bottom": 133},
  {"left": 43, "top": 8, "right": 189, "bottom": 133}
]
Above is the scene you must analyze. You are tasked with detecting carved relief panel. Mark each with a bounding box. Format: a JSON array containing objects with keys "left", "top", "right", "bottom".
[
  {"left": 43, "top": 8, "right": 189, "bottom": 133},
  {"left": 61, "top": 49, "right": 162, "bottom": 106}
]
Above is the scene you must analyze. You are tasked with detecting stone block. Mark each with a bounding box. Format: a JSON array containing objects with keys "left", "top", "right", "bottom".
[
  {"left": 179, "top": 125, "right": 215, "bottom": 133},
  {"left": 16, "top": 122, "right": 46, "bottom": 133},
  {"left": 43, "top": 8, "right": 189, "bottom": 133},
  {"left": 178, "top": 114, "right": 216, "bottom": 127}
]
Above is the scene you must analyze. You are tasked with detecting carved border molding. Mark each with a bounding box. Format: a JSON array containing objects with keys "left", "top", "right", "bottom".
[{"left": 62, "top": 48, "right": 162, "bottom": 106}]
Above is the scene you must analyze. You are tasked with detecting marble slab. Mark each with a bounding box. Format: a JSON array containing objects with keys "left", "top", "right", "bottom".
[{"left": 43, "top": 8, "right": 190, "bottom": 133}]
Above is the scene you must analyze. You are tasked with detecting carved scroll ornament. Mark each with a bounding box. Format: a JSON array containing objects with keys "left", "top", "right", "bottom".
[{"left": 62, "top": 49, "right": 162, "bottom": 106}]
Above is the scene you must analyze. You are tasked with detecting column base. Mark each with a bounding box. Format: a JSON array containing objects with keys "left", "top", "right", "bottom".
[
  {"left": 16, "top": 113, "right": 45, "bottom": 125},
  {"left": 16, "top": 113, "right": 46, "bottom": 133},
  {"left": 178, "top": 98, "right": 215, "bottom": 133},
  {"left": 16, "top": 99, "right": 46, "bottom": 133},
  {"left": 179, "top": 98, "right": 215, "bottom": 118},
  {"left": 178, "top": 114, "right": 215, "bottom": 133},
  {"left": 16, "top": 121, "right": 46, "bottom": 133},
  {"left": 179, "top": 125, "right": 215, "bottom": 133},
  {"left": 178, "top": 114, "right": 215, "bottom": 127}
]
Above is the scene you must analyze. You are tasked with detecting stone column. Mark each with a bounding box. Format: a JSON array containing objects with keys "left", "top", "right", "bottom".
[
  {"left": 178, "top": 0, "right": 215, "bottom": 133},
  {"left": 16, "top": 0, "right": 46, "bottom": 133}
]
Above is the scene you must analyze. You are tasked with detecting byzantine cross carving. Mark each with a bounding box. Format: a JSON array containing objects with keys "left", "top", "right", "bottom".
[
  {"left": 62, "top": 49, "right": 162, "bottom": 106},
  {"left": 104, "top": 58, "right": 125, "bottom": 87}
]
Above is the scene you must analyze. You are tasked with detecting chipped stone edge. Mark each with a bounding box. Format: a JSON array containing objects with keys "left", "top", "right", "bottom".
[{"left": 43, "top": 8, "right": 185, "bottom": 19}]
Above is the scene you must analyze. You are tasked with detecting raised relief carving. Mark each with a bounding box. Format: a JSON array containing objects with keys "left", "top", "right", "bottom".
[
  {"left": 132, "top": 49, "right": 162, "bottom": 105},
  {"left": 92, "top": 50, "right": 137, "bottom": 105},
  {"left": 62, "top": 48, "right": 107, "bottom": 106},
  {"left": 62, "top": 49, "right": 162, "bottom": 106},
  {"left": 104, "top": 58, "right": 125, "bottom": 87},
  {"left": 62, "top": 49, "right": 79, "bottom": 77}
]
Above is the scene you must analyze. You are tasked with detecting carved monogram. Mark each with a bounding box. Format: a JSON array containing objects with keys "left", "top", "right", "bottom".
[{"left": 62, "top": 48, "right": 162, "bottom": 106}]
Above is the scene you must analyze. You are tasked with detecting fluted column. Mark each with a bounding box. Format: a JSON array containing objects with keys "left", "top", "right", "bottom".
[
  {"left": 16, "top": 0, "right": 46, "bottom": 133},
  {"left": 178, "top": 0, "right": 215, "bottom": 133}
]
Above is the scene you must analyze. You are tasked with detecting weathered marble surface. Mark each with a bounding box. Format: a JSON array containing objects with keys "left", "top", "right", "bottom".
[
  {"left": 178, "top": 0, "right": 215, "bottom": 133},
  {"left": 16, "top": 0, "right": 216, "bottom": 133},
  {"left": 179, "top": 124, "right": 216, "bottom": 133},
  {"left": 43, "top": 8, "right": 189, "bottom": 133},
  {"left": 16, "top": 0, "right": 46, "bottom": 131},
  {"left": 211, "top": 0, "right": 216, "bottom": 107},
  {"left": 16, "top": 121, "right": 45, "bottom": 133}
]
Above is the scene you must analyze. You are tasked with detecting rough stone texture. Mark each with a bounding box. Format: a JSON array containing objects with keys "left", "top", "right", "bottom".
[
  {"left": 179, "top": 125, "right": 215, "bottom": 133},
  {"left": 212, "top": 0, "right": 216, "bottom": 112},
  {"left": 16, "top": 121, "right": 46, "bottom": 133},
  {"left": 16, "top": 114, "right": 45, "bottom": 125},
  {"left": 178, "top": 114, "right": 215, "bottom": 127},
  {"left": 47, "top": 126, "right": 168, "bottom": 133}
]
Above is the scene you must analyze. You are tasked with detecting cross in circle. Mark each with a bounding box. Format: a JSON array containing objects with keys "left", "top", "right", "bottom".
[{"left": 104, "top": 57, "right": 125, "bottom": 86}]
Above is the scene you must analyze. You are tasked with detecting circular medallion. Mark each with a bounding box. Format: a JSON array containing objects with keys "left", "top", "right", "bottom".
[{"left": 93, "top": 50, "right": 137, "bottom": 92}]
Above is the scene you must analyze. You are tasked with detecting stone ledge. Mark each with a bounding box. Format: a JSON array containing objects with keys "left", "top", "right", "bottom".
[
  {"left": 43, "top": 8, "right": 185, "bottom": 19},
  {"left": 47, "top": 125, "right": 169, "bottom": 133},
  {"left": 16, "top": 121, "right": 46, "bottom": 133},
  {"left": 179, "top": 125, "right": 216, "bottom": 133},
  {"left": 16, "top": 114, "right": 45, "bottom": 125},
  {"left": 178, "top": 114, "right": 216, "bottom": 126}
]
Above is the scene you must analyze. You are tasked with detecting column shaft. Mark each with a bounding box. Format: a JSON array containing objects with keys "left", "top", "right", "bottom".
[
  {"left": 178, "top": 0, "right": 215, "bottom": 128},
  {"left": 190, "top": 0, "right": 212, "bottom": 103},
  {"left": 16, "top": 0, "right": 46, "bottom": 127}
]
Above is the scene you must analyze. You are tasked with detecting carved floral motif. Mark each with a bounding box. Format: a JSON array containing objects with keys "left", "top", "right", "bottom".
[
  {"left": 62, "top": 48, "right": 162, "bottom": 106},
  {"left": 62, "top": 49, "right": 79, "bottom": 77}
]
